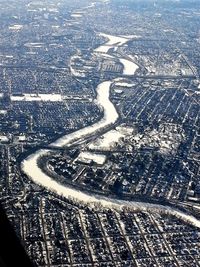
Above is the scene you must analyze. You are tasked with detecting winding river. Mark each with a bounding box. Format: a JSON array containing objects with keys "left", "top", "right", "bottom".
[{"left": 21, "top": 31, "right": 200, "bottom": 229}]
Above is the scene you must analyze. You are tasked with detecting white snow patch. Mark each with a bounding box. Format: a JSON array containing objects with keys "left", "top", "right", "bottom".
[
  {"left": 0, "top": 136, "right": 9, "bottom": 142},
  {"left": 11, "top": 94, "right": 62, "bottom": 102},
  {"left": 9, "top": 24, "right": 23, "bottom": 30},
  {"left": 24, "top": 42, "right": 44, "bottom": 48},
  {"left": 89, "top": 130, "right": 124, "bottom": 150},
  {"left": 70, "top": 66, "right": 86, "bottom": 77},
  {"left": 0, "top": 110, "right": 7, "bottom": 115},
  {"left": 71, "top": 13, "right": 83, "bottom": 18},
  {"left": 119, "top": 35, "right": 141, "bottom": 39},
  {"left": 88, "top": 126, "right": 133, "bottom": 150},
  {"left": 75, "top": 151, "right": 106, "bottom": 165},
  {"left": 114, "top": 82, "right": 135, "bottom": 87}
]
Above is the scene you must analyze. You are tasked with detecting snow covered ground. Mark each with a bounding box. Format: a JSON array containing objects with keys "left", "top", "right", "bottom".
[
  {"left": 88, "top": 126, "right": 133, "bottom": 150},
  {"left": 75, "top": 151, "right": 106, "bottom": 165},
  {"left": 114, "top": 82, "right": 136, "bottom": 87},
  {"left": 0, "top": 110, "right": 7, "bottom": 115},
  {"left": 70, "top": 66, "right": 86, "bottom": 77},
  {"left": 71, "top": 13, "right": 83, "bottom": 18},
  {"left": 24, "top": 42, "right": 44, "bottom": 48},
  {"left": 9, "top": 24, "right": 23, "bottom": 30},
  {"left": 11, "top": 94, "right": 62, "bottom": 102},
  {"left": 0, "top": 135, "right": 9, "bottom": 142}
]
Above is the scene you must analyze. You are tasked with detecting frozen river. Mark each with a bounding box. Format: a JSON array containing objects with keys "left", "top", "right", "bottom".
[
  {"left": 95, "top": 33, "right": 139, "bottom": 75},
  {"left": 21, "top": 30, "right": 200, "bottom": 229},
  {"left": 119, "top": 58, "right": 138, "bottom": 75},
  {"left": 51, "top": 81, "right": 118, "bottom": 147},
  {"left": 94, "top": 33, "right": 129, "bottom": 53}
]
